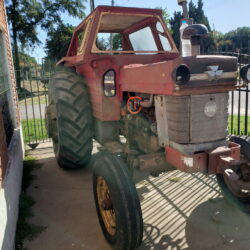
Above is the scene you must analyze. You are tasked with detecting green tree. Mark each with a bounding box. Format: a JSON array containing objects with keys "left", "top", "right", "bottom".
[
  {"left": 189, "top": 0, "right": 215, "bottom": 53},
  {"left": 156, "top": 7, "right": 170, "bottom": 28},
  {"left": 224, "top": 27, "right": 250, "bottom": 53},
  {"left": 112, "top": 34, "right": 122, "bottom": 50},
  {"left": 19, "top": 52, "right": 37, "bottom": 66},
  {"left": 45, "top": 23, "right": 74, "bottom": 62},
  {"left": 5, "top": 0, "right": 86, "bottom": 88},
  {"left": 214, "top": 27, "right": 250, "bottom": 53},
  {"left": 169, "top": 11, "right": 182, "bottom": 48}
]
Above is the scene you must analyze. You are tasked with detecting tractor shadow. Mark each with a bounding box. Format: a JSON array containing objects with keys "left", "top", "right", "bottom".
[
  {"left": 136, "top": 171, "right": 250, "bottom": 250},
  {"left": 140, "top": 224, "right": 184, "bottom": 250},
  {"left": 185, "top": 198, "right": 250, "bottom": 250}
]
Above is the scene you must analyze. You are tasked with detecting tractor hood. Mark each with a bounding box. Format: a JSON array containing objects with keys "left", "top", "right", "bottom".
[{"left": 120, "top": 55, "right": 238, "bottom": 96}]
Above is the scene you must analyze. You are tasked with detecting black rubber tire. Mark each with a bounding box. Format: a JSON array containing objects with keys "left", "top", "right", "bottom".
[
  {"left": 92, "top": 153, "right": 143, "bottom": 250},
  {"left": 216, "top": 136, "right": 250, "bottom": 210},
  {"left": 47, "top": 68, "right": 93, "bottom": 169}
]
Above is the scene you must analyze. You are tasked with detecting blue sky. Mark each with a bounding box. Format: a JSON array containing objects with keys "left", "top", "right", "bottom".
[{"left": 28, "top": 0, "right": 250, "bottom": 62}]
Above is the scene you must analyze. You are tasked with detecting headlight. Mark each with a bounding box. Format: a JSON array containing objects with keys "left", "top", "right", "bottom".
[
  {"left": 240, "top": 64, "right": 250, "bottom": 83},
  {"left": 173, "top": 64, "right": 190, "bottom": 85}
]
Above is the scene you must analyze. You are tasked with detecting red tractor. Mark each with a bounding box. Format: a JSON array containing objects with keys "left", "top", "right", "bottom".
[{"left": 46, "top": 2, "right": 250, "bottom": 249}]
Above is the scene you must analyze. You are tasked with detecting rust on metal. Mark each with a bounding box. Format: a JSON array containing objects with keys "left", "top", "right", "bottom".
[
  {"left": 138, "top": 152, "right": 168, "bottom": 170},
  {"left": 165, "top": 146, "right": 207, "bottom": 173},
  {"left": 223, "top": 164, "right": 250, "bottom": 197},
  {"left": 96, "top": 176, "right": 116, "bottom": 236},
  {"left": 207, "top": 142, "right": 241, "bottom": 174}
]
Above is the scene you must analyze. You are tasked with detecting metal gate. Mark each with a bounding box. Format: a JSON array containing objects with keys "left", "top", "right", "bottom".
[
  {"left": 213, "top": 52, "right": 250, "bottom": 136},
  {"left": 18, "top": 61, "right": 53, "bottom": 149}
]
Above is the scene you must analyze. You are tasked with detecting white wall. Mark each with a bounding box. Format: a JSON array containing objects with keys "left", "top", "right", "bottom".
[{"left": 0, "top": 128, "right": 24, "bottom": 250}]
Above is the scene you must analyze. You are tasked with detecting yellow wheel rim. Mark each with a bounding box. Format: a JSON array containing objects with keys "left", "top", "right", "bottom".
[{"left": 96, "top": 176, "right": 116, "bottom": 236}]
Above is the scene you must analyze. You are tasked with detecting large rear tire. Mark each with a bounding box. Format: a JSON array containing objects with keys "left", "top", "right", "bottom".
[
  {"left": 46, "top": 68, "right": 93, "bottom": 169},
  {"left": 92, "top": 153, "right": 143, "bottom": 250}
]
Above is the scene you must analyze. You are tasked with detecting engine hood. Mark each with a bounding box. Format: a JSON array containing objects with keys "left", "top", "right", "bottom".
[
  {"left": 183, "top": 55, "right": 237, "bottom": 74},
  {"left": 120, "top": 55, "right": 238, "bottom": 96}
]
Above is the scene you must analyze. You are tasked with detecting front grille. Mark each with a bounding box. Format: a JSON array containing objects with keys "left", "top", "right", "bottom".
[{"left": 162, "top": 93, "right": 228, "bottom": 144}]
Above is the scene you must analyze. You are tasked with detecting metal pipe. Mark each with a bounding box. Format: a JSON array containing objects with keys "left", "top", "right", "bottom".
[
  {"left": 178, "top": 0, "right": 189, "bottom": 19},
  {"left": 90, "top": 0, "right": 95, "bottom": 12},
  {"left": 191, "top": 45, "right": 200, "bottom": 56}
]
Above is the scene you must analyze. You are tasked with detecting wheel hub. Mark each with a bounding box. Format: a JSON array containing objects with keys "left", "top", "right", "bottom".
[
  {"left": 96, "top": 176, "right": 116, "bottom": 236},
  {"left": 101, "top": 199, "right": 113, "bottom": 210},
  {"left": 241, "top": 164, "right": 250, "bottom": 181},
  {"left": 223, "top": 163, "right": 250, "bottom": 197}
]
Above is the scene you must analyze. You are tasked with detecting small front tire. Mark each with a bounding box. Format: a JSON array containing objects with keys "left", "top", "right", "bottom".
[{"left": 92, "top": 153, "right": 143, "bottom": 250}]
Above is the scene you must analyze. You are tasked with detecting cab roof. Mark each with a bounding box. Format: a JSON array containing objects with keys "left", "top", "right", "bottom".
[{"left": 94, "top": 5, "right": 162, "bottom": 15}]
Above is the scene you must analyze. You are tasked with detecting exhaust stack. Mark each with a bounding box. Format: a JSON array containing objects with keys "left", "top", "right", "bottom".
[
  {"left": 178, "top": 0, "right": 189, "bottom": 19},
  {"left": 178, "top": 0, "right": 208, "bottom": 56}
]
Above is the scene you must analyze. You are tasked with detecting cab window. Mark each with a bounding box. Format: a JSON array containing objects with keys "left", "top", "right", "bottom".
[
  {"left": 156, "top": 22, "right": 171, "bottom": 51},
  {"left": 129, "top": 27, "right": 158, "bottom": 51}
]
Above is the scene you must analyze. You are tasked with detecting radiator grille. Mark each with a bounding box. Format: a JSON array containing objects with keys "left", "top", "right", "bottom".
[{"left": 164, "top": 93, "right": 228, "bottom": 144}]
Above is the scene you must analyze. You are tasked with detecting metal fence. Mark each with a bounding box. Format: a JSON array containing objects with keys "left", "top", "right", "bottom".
[
  {"left": 18, "top": 53, "right": 250, "bottom": 147},
  {"left": 18, "top": 62, "right": 52, "bottom": 149},
  {"left": 212, "top": 52, "right": 250, "bottom": 136}
]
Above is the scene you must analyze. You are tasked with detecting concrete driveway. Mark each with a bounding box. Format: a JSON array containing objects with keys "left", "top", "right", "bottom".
[{"left": 24, "top": 143, "right": 250, "bottom": 250}]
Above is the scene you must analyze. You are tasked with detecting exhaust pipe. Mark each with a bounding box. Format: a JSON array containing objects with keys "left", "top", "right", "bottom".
[
  {"left": 177, "top": 0, "right": 208, "bottom": 56},
  {"left": 178, "top": 0, "right": 189, "bottom": 19}
]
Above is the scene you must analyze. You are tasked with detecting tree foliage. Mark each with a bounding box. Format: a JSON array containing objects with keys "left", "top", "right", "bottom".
[
  {"left": 112, "top": 34, "right": 122, "bottom": 50},
  {"left": 215, "top": 27, "right": 250, "bottom": 53},
  {"left": 5, "top": 0, "right": 86, "bottom": 87},
  {"left": 6, "top": 0, "right": 85, "bottom": 48},
  {"left": 169, "top": 0, "right": 215, "bottom": 52},
  {"left": 156, "top": 7, "right": 170, "bottom": 29},
  {"left": 45, "top": 23, "right": 74, "bottom": 61},
  {"left": 169, "top": 11, "right": 182, "bottom": 49},
  {"left": 19, "top": 52, "right": 37, "bottom": 66},
  {"left": 189, "top": 0, "right": 211, "bottom": 31}
]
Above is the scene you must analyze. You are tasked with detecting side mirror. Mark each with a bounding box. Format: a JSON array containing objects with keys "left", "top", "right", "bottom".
[{"left": 240, "top": 64, "right": 250, "bottom": 83}]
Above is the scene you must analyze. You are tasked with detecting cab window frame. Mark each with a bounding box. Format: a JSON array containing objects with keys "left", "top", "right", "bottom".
[{"left": 91, "top": 12, "right": 176, "bottom": 54}]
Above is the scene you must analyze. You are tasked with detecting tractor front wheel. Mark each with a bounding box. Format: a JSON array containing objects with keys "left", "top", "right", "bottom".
[{"left": 92, "top": 153, "right": 143, "bottom": 249}]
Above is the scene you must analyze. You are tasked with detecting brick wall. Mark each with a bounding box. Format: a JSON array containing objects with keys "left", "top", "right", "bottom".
[
  {"left": 0, "top": 0, "right": 20, "bottom": 126},
  {"left": 0, "top": 3, "right": 24, "bottom": 249},
  {"left": 0, "top": 108, "right": 8, "bottom": 187},
  {"left": 0, "top": 1, "right": 20, "bottom": 184}
]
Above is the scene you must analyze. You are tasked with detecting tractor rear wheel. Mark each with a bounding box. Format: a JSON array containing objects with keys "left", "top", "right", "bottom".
[
  {"left": 92, "top": 153, "right": 143, "bottom": 249},
  {"left": 46, "top": 68, "right": 93, "bottom": 169},
  {"left": 216, "top": 136, "right": 250, "bottom": 212}
]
